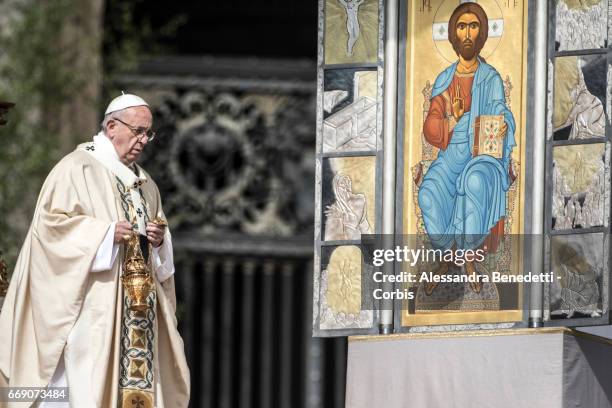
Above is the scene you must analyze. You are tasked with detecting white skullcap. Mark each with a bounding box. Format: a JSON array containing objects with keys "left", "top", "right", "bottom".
[{"left": 105, "top": 92, "right": 149, "bottom": 115}]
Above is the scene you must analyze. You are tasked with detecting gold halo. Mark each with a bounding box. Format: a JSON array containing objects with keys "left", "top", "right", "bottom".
[{"left": 432, "top": 0, "right": 504, "bottom": 63}]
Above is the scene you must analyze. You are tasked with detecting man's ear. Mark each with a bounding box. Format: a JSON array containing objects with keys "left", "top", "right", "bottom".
[{"left": 106, "top": 121, "right": 115, "bottom": 139}]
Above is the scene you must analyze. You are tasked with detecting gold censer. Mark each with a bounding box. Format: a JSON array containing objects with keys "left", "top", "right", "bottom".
[
  {"left": 121, "top": 229, "right": 154, "bottom": 312},
  {"left": 121, "top": 216, "right": 168, "bottom": 311}
]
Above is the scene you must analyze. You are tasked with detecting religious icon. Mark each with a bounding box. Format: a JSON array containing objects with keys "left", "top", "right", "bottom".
[
  {"left": 324, "top": 0, "right": 379, "bottom": 64},
  {"left": 401, "top": 0, "right": 527, "bottom": 326},
  {"left": 553, "top": 55, "right": 607, "bottom": 141},
  {"left": 323, "top": 69, "right": 378, "bottom": 152},
  {"left": 318, "top": 245, "right": 375, "bottom": 330},
  {"left": 417, "top": 2, "right": 516, "bottom": 294},
  {"left": 549, "top": 233, "right": 605, "bottom": 319},
  {"left": 552, "top": 144, "right": 606, "bottom": 230},
  {"left": 337, "top": 0, "right": 366, "bottom": 56},
  {"left": 325, "top": 173, "right": 372, "bottom": 240},
  {"left": 322, "top": 156, "right": 376, "bottom": 241},
  {"left": 555, "top": 0, "right": 607, "bottom": 51}
]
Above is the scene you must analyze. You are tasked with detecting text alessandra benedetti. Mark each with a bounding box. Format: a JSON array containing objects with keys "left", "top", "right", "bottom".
[{"left": 373, "top": 271, "right": 556, "bottom": 283}]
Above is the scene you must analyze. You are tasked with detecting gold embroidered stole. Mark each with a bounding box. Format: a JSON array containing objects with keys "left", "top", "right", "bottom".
[
  {"left": 115, "top": 177, "right": 157, "bottom": 408},
  {"left": 81, "top": 139, "right": 158, "bottom": 408}
]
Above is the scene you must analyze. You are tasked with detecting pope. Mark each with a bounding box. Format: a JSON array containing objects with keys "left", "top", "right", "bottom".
[{"left": 0, "top": 94, "right": 190, "bottom": 407}]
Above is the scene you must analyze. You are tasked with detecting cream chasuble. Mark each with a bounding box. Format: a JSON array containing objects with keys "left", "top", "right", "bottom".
[{"left": 0, "top": 133, "right": 190, "bottom": 408}]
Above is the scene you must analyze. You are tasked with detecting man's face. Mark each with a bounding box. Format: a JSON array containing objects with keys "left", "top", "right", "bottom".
[
  {"left": 105, "top": 106, "right": 153, "bottom": 165},
  {"left": 455, "top": 12, "right": 480, "bottom": 60}
]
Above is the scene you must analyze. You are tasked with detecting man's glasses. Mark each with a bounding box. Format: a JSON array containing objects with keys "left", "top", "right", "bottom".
[{"left": 113, "top": 117, "right": 156, "bottom": 142}]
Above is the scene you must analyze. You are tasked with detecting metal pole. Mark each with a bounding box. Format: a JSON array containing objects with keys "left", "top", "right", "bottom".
[
  {"left": 529, "top": 0, "right": 548, "bottom": 328},
  {"left": 381, "top": 0, "right": 399, "bottom": 334}
]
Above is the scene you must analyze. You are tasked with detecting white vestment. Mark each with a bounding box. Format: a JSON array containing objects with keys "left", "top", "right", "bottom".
[
  {"left": 0, "top": 133, "right": 190, "bottom": 408},
  {"left": 40, "top": 134, "right": 176, "bottom": 408}
]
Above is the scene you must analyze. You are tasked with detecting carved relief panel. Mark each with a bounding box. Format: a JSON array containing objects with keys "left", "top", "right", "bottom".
[
  {"left": 544, "top": 0, "right": 611, "bottom": 325},
  {"left": 314, "top": 0, "right": 384, "bottom": 336}
]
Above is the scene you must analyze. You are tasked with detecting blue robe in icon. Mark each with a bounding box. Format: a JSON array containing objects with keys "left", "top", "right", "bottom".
[{"left": 418, "top": 58, "right": 516, "bottom": 250}]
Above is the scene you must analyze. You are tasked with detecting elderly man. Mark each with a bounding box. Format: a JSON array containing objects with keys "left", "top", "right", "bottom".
[{"left": 0, "top": 94, "right": 190, "bottom": 407}]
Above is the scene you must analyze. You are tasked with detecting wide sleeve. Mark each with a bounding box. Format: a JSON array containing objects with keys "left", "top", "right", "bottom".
[
  {"left": 423, "top": 93, "right": 454, "bottom": 150},
  {"left": 144, "top": 174, "right": 178, "bottom": 313},
  {"left": 28, "top": 157, "right": 112, "bottom": 381},
  {"left": 151, "top": 228, "right": 175, "bottom": 283},
  {"left": 91, "top": 221, "right": 120, "bottom": 272}
]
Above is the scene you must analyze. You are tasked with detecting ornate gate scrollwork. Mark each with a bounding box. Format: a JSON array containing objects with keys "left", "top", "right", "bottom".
[{"left": 139, "top": 89, "right": 316, "bottom": 236}]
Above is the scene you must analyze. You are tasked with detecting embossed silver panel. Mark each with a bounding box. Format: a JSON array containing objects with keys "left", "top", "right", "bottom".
[
  {"left": 549, "top": 233, "right": 606, "bottom": 319},
  {"left": 555, "top": 0, "right": 608, "bottom": 51},
  {"left": 553, "top": 55, "right": 607, "bottom": 141},
  {"left": 552, "top": 144, "right": 607, "bottom": 230}
]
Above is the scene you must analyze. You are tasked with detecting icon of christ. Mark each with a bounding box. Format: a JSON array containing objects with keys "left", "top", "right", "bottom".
[{"left": 417, "top": 2, "right": 517, "bottom": 294}]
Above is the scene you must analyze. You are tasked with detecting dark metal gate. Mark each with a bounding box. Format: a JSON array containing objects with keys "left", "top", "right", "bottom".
[{"left": 174, "top": 237, "right": 346, "bottom": 408}]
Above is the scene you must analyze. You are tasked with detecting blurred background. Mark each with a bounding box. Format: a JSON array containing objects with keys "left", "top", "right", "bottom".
[{"left": 0, "top": 1, "right": 347, "bottom": 407}]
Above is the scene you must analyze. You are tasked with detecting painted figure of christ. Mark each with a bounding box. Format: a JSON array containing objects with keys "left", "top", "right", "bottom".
[{"left": 418, "top": 2, "right": 516, "bottom": 294}]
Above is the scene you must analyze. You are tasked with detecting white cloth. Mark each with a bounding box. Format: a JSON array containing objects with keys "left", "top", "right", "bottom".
[
  {"left": 43, "top": 133, "right": 175, "bottom": 407},
  {"left": 91, "top": 132, "right": 149, "bottom": 234},
  {"left": 91, "top": 222, "right": 119, "bottom": 273},
  {"left": 90, "top": 221, "right": 174, "bottom": 282},
  {"left": 94, "top": 131, "right": 120, "bottom": 161},
  {"left": 39, "top": 353, "right": 68, "bottom": 408},
  {"left": 105, "top": 93, "right": 149, "bottom": 115},
  {"left": 89, "top": 133, "right": 175, "bottom": 282},
  {"left": 151, "top": 229, "right": 175, "bottom": 283}
]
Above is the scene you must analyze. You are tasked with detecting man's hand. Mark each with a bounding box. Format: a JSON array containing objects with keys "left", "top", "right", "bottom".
[
  {"left": 114, "top": 221, "right": 134, "bottom": 243},
  {"left": 451, "top": 83, "right": 465, "bottom": 120},
  {"left": 451, "top": 97, "right": 464, "bottom": 121},
  {"left": 146, "top": 222, "right": 166, "bottom": 248}
]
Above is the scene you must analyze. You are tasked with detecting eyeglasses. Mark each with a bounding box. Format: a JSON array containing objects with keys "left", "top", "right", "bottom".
[{"left": 113, "top": 117, "right": 156, "bottom": 142}]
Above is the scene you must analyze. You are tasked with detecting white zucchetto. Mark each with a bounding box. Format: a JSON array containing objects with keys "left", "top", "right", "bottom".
[{"left": 105, "top": 92, "right": 149, "bottom": 115}]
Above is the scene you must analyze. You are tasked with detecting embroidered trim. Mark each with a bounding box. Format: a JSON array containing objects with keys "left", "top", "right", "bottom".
[
  {"left": 119, "top": 292, "right": 156, "bottom": 389},
  {"left": 137, "top": 188, "right": 151, "bottom": 223},
  {"left": 116, "top": 174, "right": 157, "bottom": 407}
]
